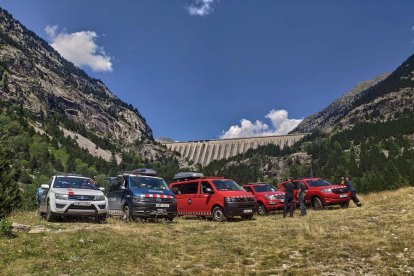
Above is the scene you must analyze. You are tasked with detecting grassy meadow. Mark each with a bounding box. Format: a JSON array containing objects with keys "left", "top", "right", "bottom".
[{"left": 1, "top": 187, "right": 414, "bottom": 275}]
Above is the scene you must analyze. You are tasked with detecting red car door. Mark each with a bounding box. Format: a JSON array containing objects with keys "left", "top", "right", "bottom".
[
  {"left": 172, "top": 182, "right": 199, "bottom": 215},
  {"left": 193, "top": 180, "right": 214, "bottom": 216}
]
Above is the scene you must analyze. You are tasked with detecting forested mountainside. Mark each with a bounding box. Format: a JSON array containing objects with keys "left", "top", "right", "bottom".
[
  {"left": 203, "top": 53, "right": 414, "bottom": 193},
  {"left": 293, "top": 54, "right": 414, "bottom": 133},
  {"left": 0, "top": 7, "right": 190, "bottom": 216}
]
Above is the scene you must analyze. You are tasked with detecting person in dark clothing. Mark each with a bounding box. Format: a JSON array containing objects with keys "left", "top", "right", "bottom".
[
  {"left": 345, "top": 177, "right": 362, "bottom": 207},
  {"left": 296, "top": 181, "right": 307, "bottom": 216},
  {"left": 283, "top": 178, "right": 296, "bottom": 217}
]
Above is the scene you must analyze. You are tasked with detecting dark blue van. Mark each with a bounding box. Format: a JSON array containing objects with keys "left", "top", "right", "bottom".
[{"left": 106, "top": 168, "right": 177, "bottom": 221}]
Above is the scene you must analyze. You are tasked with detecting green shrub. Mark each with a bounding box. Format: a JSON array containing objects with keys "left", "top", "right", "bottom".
[{"left": 0, "top": 218, "right": 13, "bottom": 238}]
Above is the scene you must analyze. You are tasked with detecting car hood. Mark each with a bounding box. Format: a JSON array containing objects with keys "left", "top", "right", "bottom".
[
  {"left": 51, "top": 188, "right": 104, "bottom": 196},
  {"left": 129, "top": 187, "right": 175, "bottom": 197},
  {"left": 258, "top": 191, "right": 285, "bottom": 196}
]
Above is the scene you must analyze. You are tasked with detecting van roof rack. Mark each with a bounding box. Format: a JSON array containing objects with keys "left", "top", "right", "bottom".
[
  {"left": 123, "top": 168, "right": 158, "bottom": 176},
  {"left": 173, "top": 172, "right": 204, "bottom": 181}
]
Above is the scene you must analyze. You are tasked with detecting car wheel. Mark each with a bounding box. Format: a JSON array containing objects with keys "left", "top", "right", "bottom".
[
  {"left": 96, "top": 214, "right": 107, "bottom": 223},
  {"left": 257, "top": 203, "right": 268, "bottom": 216},
  {"left": 45, "top": 201, "right": 55, "bottom": 222},
  {"left": 312, "top": 197, "right": 324, "bottom": 210},
  {"left": 212, "top": 206, "right": 226, "bottom": 222},
  {"left": 241, "top": 214, "right": 254, "bottom": 220},
  {"left": 340, "top": 201, "right": 349, "bottom": 208},
  {"left": 122, "top": 205, "right": 131, "bottom": 221},
  {"left": 166, "top": 216, "right": 175, "bottom": 222}
]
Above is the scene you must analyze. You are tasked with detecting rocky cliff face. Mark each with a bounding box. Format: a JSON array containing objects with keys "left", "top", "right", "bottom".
[
  {"left": 0, "top": 8, "right": 153, "bottom": 145},
  {"left": 293, "top": 54, "right": 414, "bottom": 133}
]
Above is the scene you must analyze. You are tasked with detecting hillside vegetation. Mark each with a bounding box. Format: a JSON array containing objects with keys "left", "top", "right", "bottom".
[{"left": 1, "top": 187, "right": 414, "bottom": 275}]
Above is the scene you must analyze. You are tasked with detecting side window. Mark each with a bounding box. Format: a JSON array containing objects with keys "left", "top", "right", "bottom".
[
  {"left": 124, "top": 177, "right": 129, "bottom": 189},
  {"left": 173, "top": 182, "right": 199, "bottom": 195},
  {"left": 244, "top": 186, "right": 253, "bottom": 193},
  {"left": 201, "top": 181, "right": 213, "bottom": 194}
]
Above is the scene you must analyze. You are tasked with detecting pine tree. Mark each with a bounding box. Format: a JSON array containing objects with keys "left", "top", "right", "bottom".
[{"left": 0, "top": 145, "right": 21, "bottom": 217}]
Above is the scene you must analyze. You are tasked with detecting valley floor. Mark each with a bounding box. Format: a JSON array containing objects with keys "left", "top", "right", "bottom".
[{"left": 1, "top": 188, "right": 414, "bottom": 275}]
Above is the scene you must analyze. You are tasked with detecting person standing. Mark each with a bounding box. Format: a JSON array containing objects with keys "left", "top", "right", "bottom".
[
  {"left": 297, "top": 181, "right": 308, "bottom": 216},
  {"left": 345, "top": 177, "right": 362, "bottom": 207},
  {"left": 283, "top": 178, "right": 296, "bottom": 218}
]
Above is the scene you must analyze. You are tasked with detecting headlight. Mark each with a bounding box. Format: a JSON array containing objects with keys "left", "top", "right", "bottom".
[
  {"left": 95, "top": 195, "right": 106, "bottom": 201},
  {"left": 265, "top": 195, "right": 276, "bottom": 200},
  {"left": 133, "top": 195, "right": 144, "bottom": 203},
  {"left": 225, "top": 197, "right": 236, "bottom": 203},
  {"left": 321, "top": 189, "right": 332, "bottom": 194},
  {"left": 55, "top": 193, "right": 68, "bottom": 200}
]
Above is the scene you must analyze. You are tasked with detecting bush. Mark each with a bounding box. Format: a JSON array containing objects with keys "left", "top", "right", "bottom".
[{"left": 0, "top": 218, "right": 13, "bottom": 238}]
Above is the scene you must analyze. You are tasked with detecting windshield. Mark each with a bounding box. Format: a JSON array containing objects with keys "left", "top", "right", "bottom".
[
  {"left": 306, "top": 179, "right": 332, "bottom": 187},
  {"left": 129, "top": 176, "right": 169, "bottom": 190},
  {"left": 254, "top": 184, "right": 278, "bottom": 192},
  {"left": 212, "top": 180, "right": 243, "bottom": 191},
  {"left": 54, "top": 177, "right": 97, "bottom": 189}
]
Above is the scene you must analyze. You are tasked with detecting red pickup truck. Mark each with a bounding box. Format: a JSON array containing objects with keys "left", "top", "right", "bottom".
[
  {"left": 278, "top": 178, "right": 350, "bottom": 209},
  {"left": 242, "top": 183, "right": 285, "bottom": 215}
]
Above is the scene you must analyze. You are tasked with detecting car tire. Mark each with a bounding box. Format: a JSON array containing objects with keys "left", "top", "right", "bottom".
[
  {"left": 312, "top": 197, "right": 324, "bottom": 210},
  {"left": 166, "top": 216, "right": 175, "bottom": 222},
  {"left": 340, "top": 201, "right": 349, "bottom": 208},
  {"left": 212, "top": 206, "right": 226, "bottom": 222},
  {"left": 241, "top": 214, "right": 254, "bottom": 220},
  {"left": 257, "top": 203, "right": 268, "bottom": 216},
  {"left": 96, "top": 214, "right": 107, "bottom": 223},
  {"left": 45, "top": 201, "right": 55, "bottom": 222},
  {"left": 122, "top": 205, "right": 131, "bottom": 221}
]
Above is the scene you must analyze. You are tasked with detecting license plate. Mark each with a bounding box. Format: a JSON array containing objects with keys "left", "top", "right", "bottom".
[
  {"left": 74, "top": 202, "right": 91, "bottom": 206},
  {"left": 243, "top": 209, "right": 253, "bottom": 213},
  {"left": 280, "top": 199, "right": 285, "bottom": 203},
  {"left": 156, "top": 204, "right": 169, "bottom": 208},
  {"left": 339, "top": 194, "right": 348, "bottom": 198}
]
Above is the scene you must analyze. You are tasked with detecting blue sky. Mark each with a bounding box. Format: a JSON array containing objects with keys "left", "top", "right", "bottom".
[{"left": 1, "top": 0, "right": 414, "bottom": 141}]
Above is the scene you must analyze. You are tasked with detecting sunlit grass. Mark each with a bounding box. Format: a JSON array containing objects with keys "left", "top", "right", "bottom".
[{"left": 1, "top": 187, "right": 414, "bottom": 275}]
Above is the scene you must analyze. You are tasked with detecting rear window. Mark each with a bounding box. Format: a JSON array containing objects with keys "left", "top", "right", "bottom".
[
  {"left": 211, "top": 180, "right": 243, "bottom": 191},
  {"left": 171, "top": 182, "right": 199, "bottom": 194}
]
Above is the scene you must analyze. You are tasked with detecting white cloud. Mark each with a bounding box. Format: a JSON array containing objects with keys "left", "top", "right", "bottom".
[
  {"left": 45, "top": 25, "right": 113, "bottom": 72},
  {"left": 187, "top": 0, "right": 218, "bottom": 16},
  {"left": 220, "top": 109, "right": 302, "bottom": 139}
]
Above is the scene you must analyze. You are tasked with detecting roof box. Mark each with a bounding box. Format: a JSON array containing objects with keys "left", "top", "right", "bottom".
[
  {"left": 130, "top": 168, "right": 158, "bottom": 176},
  {"left": 173, "top": 172, "right": 204, "bottom": 181}
]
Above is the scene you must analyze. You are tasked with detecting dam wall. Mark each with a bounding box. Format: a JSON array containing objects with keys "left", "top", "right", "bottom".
[{"left": 162, "top": 134, "right": 307, "bottom": 167}]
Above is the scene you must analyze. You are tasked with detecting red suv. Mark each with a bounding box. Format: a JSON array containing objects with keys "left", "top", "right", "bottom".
[
  {"left": 169, "top": 172, "right": 256, "bottom": 222},
  {"left": 278, "top": 178, "right": 350, "bottom": 209},
  {"left": 242, "top": 183, "right": 285, "bottom": 215}
]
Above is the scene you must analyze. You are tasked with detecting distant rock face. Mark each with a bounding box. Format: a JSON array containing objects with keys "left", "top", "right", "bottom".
[
  {"left": 293, "top": 54, "right": 414, "bottom": 134},
  {"left": 0, "top": 8, "right": 153, "bottom": 145}
]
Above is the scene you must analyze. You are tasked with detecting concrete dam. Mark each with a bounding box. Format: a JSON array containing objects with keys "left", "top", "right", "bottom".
[{"left": 162, "top": 134, "right": 307, "bottom": 167}]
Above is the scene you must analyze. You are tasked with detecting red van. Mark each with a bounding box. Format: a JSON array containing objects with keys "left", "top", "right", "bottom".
[
  {"left": 242, "top": 183, "right": 285, "bottom": 215},
  {"left": 278, "top": 178, "right": 350, "bottom": 209},
  {"left": 169, "top": 172, "right": 256, "bottom": 222}
]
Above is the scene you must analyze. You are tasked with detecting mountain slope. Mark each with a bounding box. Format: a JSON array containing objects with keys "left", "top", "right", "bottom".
[
  {"left": 0, "top": 7, "right": 152, "bottom": 145},
  {"left": 293, "top": 54, "right": 414, "bottom": 133}
]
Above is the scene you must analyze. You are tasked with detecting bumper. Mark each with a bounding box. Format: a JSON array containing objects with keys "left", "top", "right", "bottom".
[
  {"left": 131, "top": 202, "right": 177, "bottom": 218},
  {"left": 224, "top": 202, "right": 256, "bottom": 217},
  {"left": 54, "top": 200, "right": 107, "bottom": 216},
  {"left": 323, "top": 194, "right": 350, "bottom": 205},
  {"left": 264, "top": 200, "right": 284, "bottom": 210}
]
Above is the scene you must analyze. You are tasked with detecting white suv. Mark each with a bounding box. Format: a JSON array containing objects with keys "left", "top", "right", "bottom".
[{"left": 37, "top": 175, "right": 108, "bottom": 222}]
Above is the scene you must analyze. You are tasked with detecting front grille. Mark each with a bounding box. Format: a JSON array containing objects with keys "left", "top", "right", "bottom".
[
  {"left": 332, "top": 188, "right": 347, "bottom": 194},
  {"left": 67, "top": 204, "right": 96, "bottom": 210},
  {"left": 234, "top": 197, "right": 255, "bottom": 203},
  {"left": 69, "top": 195, "right": 96, "bottom": 201},
  {"left": 238, "top": 203, "right": 256, "bottom": 209}
]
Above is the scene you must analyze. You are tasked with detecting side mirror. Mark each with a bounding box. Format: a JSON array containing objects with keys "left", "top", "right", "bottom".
[
  {"left": 41, "top": 184, "right": 50, "bottom": 189},
  {"left": 99, "top": 187, "right": 105, "bottom": 192},
  {"left": 205, "top": 187, "right": 214, "bottom": 194}
]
